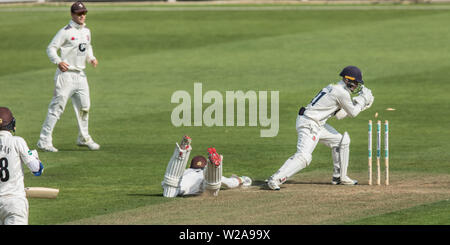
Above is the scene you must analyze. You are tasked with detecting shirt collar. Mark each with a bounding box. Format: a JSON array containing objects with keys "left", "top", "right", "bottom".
[
  {"left": 0, "top": 130, "right": 12, "bottom": 137},
  {"left": 338, "top": 80, "right": 352, "bottom": 93},
  {"left": 69, "top": 19, "right": 85, "bottom": 30}
]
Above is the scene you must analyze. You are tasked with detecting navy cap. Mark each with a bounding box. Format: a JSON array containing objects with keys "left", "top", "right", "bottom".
[
  {"left": 339, "top": 66, "right": 364, "bottom": 84},
  {"left": 71, "top": 1, "right": 88, "bottom": 14}
]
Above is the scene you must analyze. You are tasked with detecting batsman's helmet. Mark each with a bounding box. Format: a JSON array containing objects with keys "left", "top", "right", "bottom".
[
  {"left": 190, "top": 155, "right": 207, "bottom": 169},
  {"left": 339, "top": 66, "right": 364, "bottom": 84},
  {"left": 0, "top": 107, "right": 16, "bottom": 132}
]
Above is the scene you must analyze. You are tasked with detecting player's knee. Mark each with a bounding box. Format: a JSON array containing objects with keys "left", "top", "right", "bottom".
[
  {"left": 80, "top": 109, "right": 89, "bottom": 121},
  {"left": 48, "top": 98, "right": 67, "bottom": 118},
  {"left": 292, "top": 152, "right": 312, "bottom": 166},
  {"left": 341, "top": 132, "right": 350, "bottom": 146}
]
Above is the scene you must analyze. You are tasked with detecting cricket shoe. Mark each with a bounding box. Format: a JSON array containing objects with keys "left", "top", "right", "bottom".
[
  {"left": 332, "top": 176, "right": 358, "bottom": 185},
  {"left": 241, "top": 176, "right": 252, "bottom": 187},
  {"left": 207, "top": 147, "right": 222, "bottom": 167},
  {"left": 232, "top": 175, "right": 252, "bottom": 187},
  {"left": 331, "top": 177, "right": 341, "bottom": 185},
  {"left": 37, "top": 140, "right": 58, "bottom": 152},
  {"left": 267, "top": 177, "right": 281, "bottom": 191},
  {"left": 179, "top": 135, "right": 192, "bottom": 150},
  {"left": 77, "top": 139, "right": 100, "bottom": 150}
]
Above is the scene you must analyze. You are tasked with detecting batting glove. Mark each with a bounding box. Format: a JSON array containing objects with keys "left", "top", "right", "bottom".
[{"left": 33, "top": 162, "right": 44, "bottom": 176}]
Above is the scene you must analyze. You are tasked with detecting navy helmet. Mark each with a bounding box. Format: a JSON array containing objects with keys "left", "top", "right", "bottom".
[{"left": 339, "top": 66, "right": 364, "bottom": 84}]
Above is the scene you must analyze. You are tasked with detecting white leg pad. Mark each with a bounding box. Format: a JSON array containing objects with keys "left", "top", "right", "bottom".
[
  {"left": 270, "top": 152, "right": 311, "bottom": 185},
  {"left": 339, "top": 132, "right": 351, "bottom": 178},
  {"left": 332, "top": 147, "right": 341, "bottom": 178},
  {"left": 163, "top": 143, "right": 191, "bottom": 189},
  {"left": 204, "top": 161, "right": 223, "bottom": 196},
  {"left": 163, "top": 186, "right": 179, "bottom": 198}
]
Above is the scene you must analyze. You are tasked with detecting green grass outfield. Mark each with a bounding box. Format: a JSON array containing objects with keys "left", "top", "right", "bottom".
[{"left": 0, "top": 3, "right": 449, "bottom": 225}]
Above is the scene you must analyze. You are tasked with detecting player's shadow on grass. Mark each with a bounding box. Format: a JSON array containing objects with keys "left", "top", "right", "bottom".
[
  {"left": 48, "top": 148, "right": 92, "bottom": 152},
  {"left": 127, "top": 193, "right": 203, "bottom": 198},
  {"left": 255, "top": 179, "right": 332, "bottom": 190},
  {"left": 286, "top": 180, "right": 332, "bottom": 185},
  {"left": 127, "top": 193, "right": 163, "bottom": 197}
]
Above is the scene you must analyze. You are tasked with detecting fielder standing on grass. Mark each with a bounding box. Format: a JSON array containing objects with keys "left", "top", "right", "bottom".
[
  {"left": 267, "top": 66, "right": 374, "bottom": 190},
  {"left": 0, "top": 107, "right": 44, "bottom": 225},
  {"left": 37, "top": 1, "right": 100, "bottom": 152}
]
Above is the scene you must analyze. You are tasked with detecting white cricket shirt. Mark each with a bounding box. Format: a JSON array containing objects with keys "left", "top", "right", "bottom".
[
  {"left": 47, "top": 20, "right": 96, "bottom": 72},
  {"left": 179, "top": 168, "right": 205, "bottom": 196},
  {"left": 303, "top": 81, "right": 364, "bottom": 127},
  {"left": 0, "top": 131, "right": 39, "bottom": 197}
]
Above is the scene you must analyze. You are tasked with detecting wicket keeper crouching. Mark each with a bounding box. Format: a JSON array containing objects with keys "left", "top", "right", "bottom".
[
  {"left": 267, "top": 66, "right": 374, "bottom": 190},
  {"left": 161, "top": 136, "right": 252, "bottom": 197}
]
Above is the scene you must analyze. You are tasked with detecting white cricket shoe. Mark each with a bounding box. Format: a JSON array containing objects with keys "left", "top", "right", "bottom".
[
  {"left": 267, "top": 177, "right": 281, "bottom": 190},
  {"left": 37, "top": 140, "right": 58, "bottom": 152},
  {"left": 338, "top": 176, "right": 358, "bottom": 185},
  {"left": 241, "top": 176, "right": 252, "bottom": 187},
  {"left": 77, "top": 140, "right": 100, "bottom": 150}
]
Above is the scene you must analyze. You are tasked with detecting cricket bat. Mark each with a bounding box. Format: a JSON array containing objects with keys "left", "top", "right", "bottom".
[{"left": 25, "top": 187, "right": 59, "bottom": 199}]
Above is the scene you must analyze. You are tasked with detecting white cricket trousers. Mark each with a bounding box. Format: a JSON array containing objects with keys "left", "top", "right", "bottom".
[
  {"left": 39, "top": 69, "right": 93, "bottom": 144},
  {"left": 0, "top": 196, "right": 29, "bottom": 225},
  {"left": 272, "top": 115, "right": 344, "bottom": 182}
]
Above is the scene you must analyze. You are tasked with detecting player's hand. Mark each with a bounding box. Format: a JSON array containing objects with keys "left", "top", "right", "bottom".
[
  {"left": 359, "top": 87, "right": 373, "bottom": 105},
  {"left": 58, "top": 62, "right": 69, "bottom": 72},
  {"left": 353, "top": 95, "right": 366, "bottom": 106},
  {"left": 358, "top": 86, "right": 371, "bottom": 95},
  {"left": 33, "top": 162, "right": 44, "bottom": 176},
  {"left": 90, "top": 59, "right": 98, "bottom": 68},
  {"left": 365, "top": 96, "right": 374, "bottom": 109}
]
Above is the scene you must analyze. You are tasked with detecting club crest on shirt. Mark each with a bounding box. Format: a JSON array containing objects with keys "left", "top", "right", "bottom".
[{"left": 78, "top": 43, "right": 87, "bottom": 52}]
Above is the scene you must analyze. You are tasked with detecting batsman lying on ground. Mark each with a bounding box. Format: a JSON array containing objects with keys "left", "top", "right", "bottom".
[{"left": 161, "top": 136, "right": 252, "bottom": 197}]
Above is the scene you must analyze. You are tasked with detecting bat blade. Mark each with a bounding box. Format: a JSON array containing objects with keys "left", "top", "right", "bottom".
[{"left": 25, "top": 187, "right": 59, "bottom": 199}]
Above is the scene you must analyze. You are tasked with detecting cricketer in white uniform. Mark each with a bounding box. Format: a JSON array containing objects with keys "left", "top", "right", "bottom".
[
  {"left": 161, "top": 136, "right": 252, "bottom": 197},
  {"left": 267, "top": 66, "right": 374, "bottom": 190},
  {"left": 0, "top": 107, "right": 44, "bottom": 225},
  {"left": 37, "top": 1, "right": 99, "bottom": 152},
  {"left": 169, "top": 155, "right": 252, "bottom": 197}
]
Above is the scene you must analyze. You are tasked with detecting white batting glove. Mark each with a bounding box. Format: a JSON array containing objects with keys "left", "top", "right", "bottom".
[
  {"left": 363, "top": 95, "right": 375, "bottom": 110},
  {"left": 353, "top": 95, "right": 366, "bottom": 107}
]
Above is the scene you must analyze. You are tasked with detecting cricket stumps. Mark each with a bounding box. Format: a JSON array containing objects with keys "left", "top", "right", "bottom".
[{"left": 368, "top": 120, "right": 389, "bottom": 186}]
